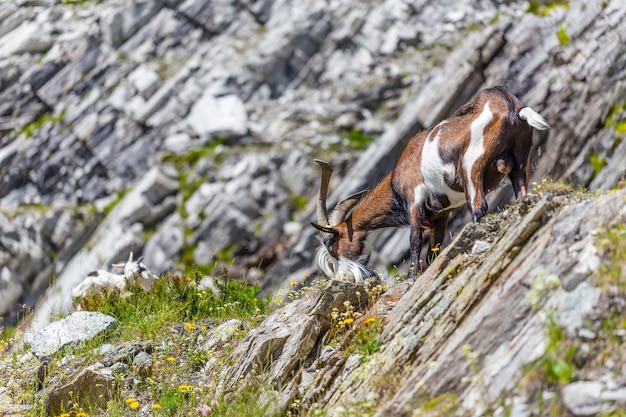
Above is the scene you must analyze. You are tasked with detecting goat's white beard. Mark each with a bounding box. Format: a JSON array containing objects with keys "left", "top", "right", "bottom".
[{"left": 315, "top": 245, "right": 371, "bottom": 282}]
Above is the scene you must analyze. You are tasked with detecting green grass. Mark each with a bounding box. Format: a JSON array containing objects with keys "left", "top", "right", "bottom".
[
  {"left": 346, "top": 130, "right": 375, "bottom": 150},
  {"left": 605, "top": 103, "right": 626, "bottom": 137},
  {"left": 540, "top": 318, "right": 576, "bottom": 384},
  {"left": 77, "top": 270, "right": 269, "bottom": 340},
  {"left": 531, "top": 178, "right": 589, "bottom": 197},
  {"left": 0, "top": 270, "right": 273, "bottom": 416},
  {"left": 589, "top": 154, "right": 606, "bottom": 178},
  {"left": 596, "top": 224, "right": 626, "bottom": 289},
  {"left": 416, "top": 392, "right": 460, "bottom": 415},
  {"left": 556, "top": 23, "right": 571, "bottom": 46},
  {"left": 526, "top": 1, "right": 569, "bottom": 16},
  {"left": 345, "top": 317, "right": 384, "bottom": 360}
]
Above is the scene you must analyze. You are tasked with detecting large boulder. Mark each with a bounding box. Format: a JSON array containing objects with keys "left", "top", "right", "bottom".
[{"left": 24, "top": 311, "right": 117, "bottom": 358}]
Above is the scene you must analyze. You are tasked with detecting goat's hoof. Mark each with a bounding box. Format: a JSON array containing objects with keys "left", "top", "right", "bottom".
[{"left": 472, "top": 209, "right": 486, "bottom": 223}]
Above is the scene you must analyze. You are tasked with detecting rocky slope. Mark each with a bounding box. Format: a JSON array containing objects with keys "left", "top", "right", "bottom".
[
  {"left": 1, "top": 0, "right": 626, "bottom": 334},
  {"left": 2, "top": 187, "right": 625, "bottom": 416}
]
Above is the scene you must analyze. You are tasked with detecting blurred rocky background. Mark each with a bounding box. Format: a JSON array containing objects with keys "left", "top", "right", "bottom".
[{"left": 0, "top": 0, "right": 625, "bottom": 332}]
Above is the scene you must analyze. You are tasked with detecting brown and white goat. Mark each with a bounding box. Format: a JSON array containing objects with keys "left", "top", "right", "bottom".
[{"left": 312, "top": 86, "right": 549, "bottom": 281}]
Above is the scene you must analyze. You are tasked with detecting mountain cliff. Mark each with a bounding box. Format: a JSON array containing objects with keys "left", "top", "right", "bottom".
[
  {"left": 0, "top": 0, "right": 625, "bottom": 391},
  {"left": 1, "top": 185, "right": 625, "bottom": 416}
]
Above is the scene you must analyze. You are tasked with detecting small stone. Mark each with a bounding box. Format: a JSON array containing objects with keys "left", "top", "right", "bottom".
[
  {"left": 101, "top": 341, "right": 153, "bottom": 367},
  {"left": 133, "top": 351, "right": 154, "bottom": 376},
  {"left": 472, "top": 240, "right": 491, "bottom": 254},
  {"left": 578, "top": 328, "right": 596, "bottom": 340},
  {"left": 186, "top": 92, "right": 248, "bottom": 139},
  {"left": 110, "top": 362, "right": 130, "bottom": 375},
  {"left": 202, "top": 319, "right": 243, "bottom": 351}
]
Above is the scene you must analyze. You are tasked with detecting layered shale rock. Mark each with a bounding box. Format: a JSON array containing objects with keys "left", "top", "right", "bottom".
[{"left": 0, "top": 0, "right": 625, "bottom": 338}]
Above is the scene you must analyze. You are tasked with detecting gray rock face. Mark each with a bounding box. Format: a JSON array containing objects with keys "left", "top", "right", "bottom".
[
  {"left": 224, "top": 277, "right": 380, "bottom": 391},
  {"left": 1, "top": 0, "right": 626, "bottom": 339},
  {"left": 214, "top": 190, "right": 626, "bottom": 416},
  {"left": 24, "top": 311, "right": 117, "bottom": 358}
]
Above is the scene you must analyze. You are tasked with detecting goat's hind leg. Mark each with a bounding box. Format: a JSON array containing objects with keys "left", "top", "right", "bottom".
[{"left": 426, "top": 213, "right": 449, "bottom": 264}]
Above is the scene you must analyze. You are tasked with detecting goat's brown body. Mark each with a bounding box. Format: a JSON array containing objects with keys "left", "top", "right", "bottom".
[{"left": 314, "top": 86, "right": 549, "bottom": 280}]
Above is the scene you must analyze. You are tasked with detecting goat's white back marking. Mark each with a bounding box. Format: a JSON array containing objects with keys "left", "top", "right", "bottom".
[
  {"left": 463, "top": 102, "right": 493, "bottom": 207},
  {"left": 414, "top": 122, "right": 466, "bottom": 214}
]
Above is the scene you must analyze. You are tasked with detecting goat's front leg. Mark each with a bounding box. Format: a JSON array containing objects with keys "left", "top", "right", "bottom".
[
  {"left": 464, "top": 164, "right": 488, "bottom": 223},
  {"left": 408, "top": 218, "right": 424, "bottom": 278}
]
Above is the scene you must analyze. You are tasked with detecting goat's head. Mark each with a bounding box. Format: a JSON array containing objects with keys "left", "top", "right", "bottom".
[{"left": 310, "top": 160, "right": 370, "bottom": 280}]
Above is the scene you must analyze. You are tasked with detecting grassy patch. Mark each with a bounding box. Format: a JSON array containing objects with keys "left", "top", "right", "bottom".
[
  {"left": 290, "top": 194, "right": 308, "bottom": 213},
  {"left": 1, "top": 270, "right": 272, "bottom": 416},
  {"left": 527, "top": 1, "right": 569, "bottom": 16},
  {"left": 414, "top": 392, "right": 460, "bottom": 416},
  {"left": 556, "top": 22, "right": 571, "bottom": 46},
  {"left": 531, "top": 178, "right": 587, "bottom": 196},
  {"left": 77, "top": 271, "right": 269, "bottom": 341},
  {"left": 596, "top": 224, "right": 626, "bottom": 290},
  {"left": 9, "top": 111, "right": 66, "bottom": 140},
  {"left": 517, "top": 316, "right": 577, "bottom": 414},
  {"left": 539, "top": 317, "right": 577, "bottom": 384},
  {"left": 345, "top": 316, "right": 384, "bottom": 360},
  {"left": 346, "top": 130, "right": 375, "bottom": 150},
  {"left": 605, "top": 102, "right": 626, "bottom": 137},
  {"left": 589, "top": 153, "right": 606, "bottom": 178},
  {"left": 60, "top": 0, "right": 99, "bottom": 4}
]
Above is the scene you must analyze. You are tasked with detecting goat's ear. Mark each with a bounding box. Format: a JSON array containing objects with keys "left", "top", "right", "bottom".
[{"left": 311, "top": 222, "right": 339, "bottom": 236}]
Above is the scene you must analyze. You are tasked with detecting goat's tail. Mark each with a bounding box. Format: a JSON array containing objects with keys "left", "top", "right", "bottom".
[{"left": 519, "top": 107, "right": 550, "bottom": 130}]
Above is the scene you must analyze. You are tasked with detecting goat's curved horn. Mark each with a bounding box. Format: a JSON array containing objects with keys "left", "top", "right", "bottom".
[
  {"left": 314, "top": 159, "right": 333, "bottom": 226},
  {"left": 328, "top": 190, "right": 368, "bottom": 226}
]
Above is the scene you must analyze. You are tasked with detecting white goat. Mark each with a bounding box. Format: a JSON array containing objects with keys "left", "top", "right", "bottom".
[{"left": 71, "top": 252, "right": 158, "bottom": 298}]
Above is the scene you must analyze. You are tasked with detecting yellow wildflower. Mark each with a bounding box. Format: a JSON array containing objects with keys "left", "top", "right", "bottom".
[
  {"left": 129, "top": 401, "right": 140, "bottom": 410},
  {"left": 363, "top": 317, "right": 377, "bottom": 325},
  {"left": 343, "top": 318, "right": 354, "bottom": 325},
  {"left": 273, "top": 299, "right": 282, "bottom": 305},
  {"left": 431, "top": 246, "right": 440, "bottom": 253},
  {"left": 183, "top": 323, "right": 196, "bottom": 331},
  {"left": 152, "top": 404, "right": 162, "bottom": 409},
  {"left": 125, "top": 398, "right": 138, "bottom": 404},
  {"left": 76, "top": 413, "right": 87, "bottom": 417},
  {"left": 178, "top": 384, "right": 194, "bottom": 393},
  {"left": 166, "top": 356, "right": 176, "bottom": 362},
  {"left": 289, "top": 281, "right": 298, "bottom": 286}
]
